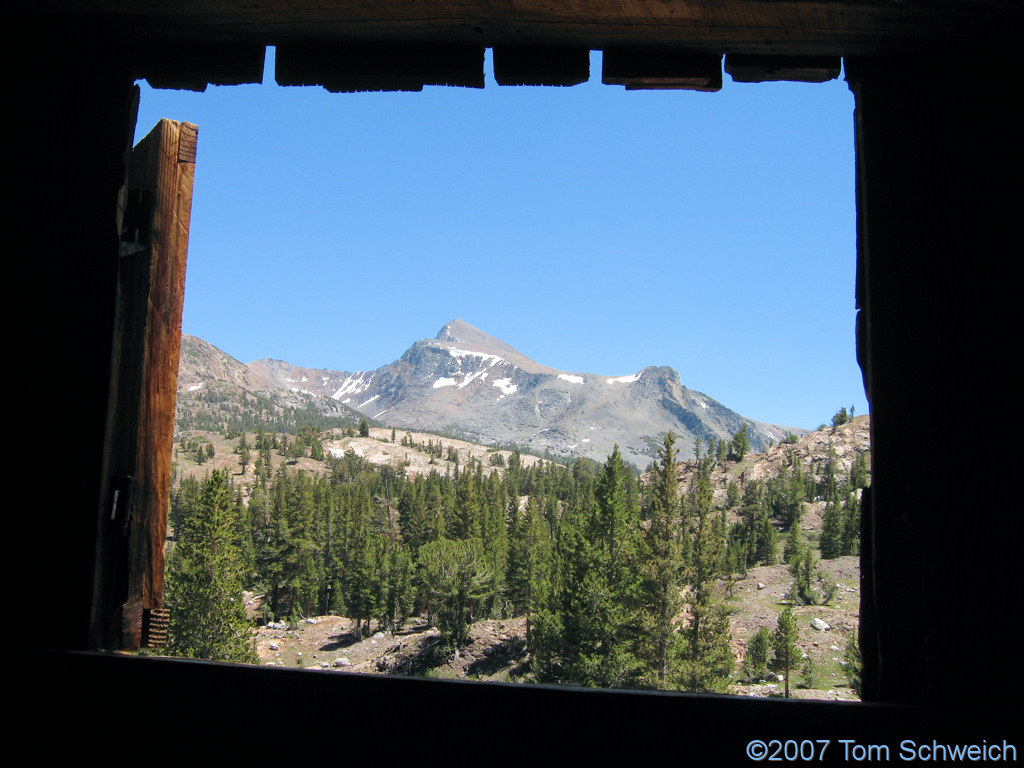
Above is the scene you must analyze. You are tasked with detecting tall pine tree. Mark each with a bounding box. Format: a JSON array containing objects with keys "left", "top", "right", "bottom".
[
  {"left": 166, "top": 470, "right": 257, "bottom": 663},
  {"left": 637, "top": 433, "right": 684, "bottom": 687}
]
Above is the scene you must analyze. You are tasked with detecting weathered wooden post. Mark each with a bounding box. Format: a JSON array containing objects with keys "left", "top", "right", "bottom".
[{"left": 92, "top": 119, "right": 196, "bottom": 651}]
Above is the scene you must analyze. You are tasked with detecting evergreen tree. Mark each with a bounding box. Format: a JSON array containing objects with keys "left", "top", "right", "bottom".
[
  {"left": 726, "top": 480, "right": 741, "bottom": 510},
  {"left": 673, "top": 452, "right": 733, "bottom": 692},
  {"left": 531, "top": 448, "right": 644, "bottom": 687},
  {"left": 742, "top": 626, "right": 773, "bottom": 683},
  {"left": 772, "top": 453, "right": 807, "bottom": 529},
  {"left": 419, "top": 537, "right": 494, "bottom": 647},
  {"left": 345, "top": 515, "right": 381, "bottom": 639},
  {"left": 789, "top": 548, "right": 816, "bottom": 605},
  {"left": 841, "top": 491, "right": 861, "bottom": 556},
  {"left": 165, "top": 470, "right": 257, "bottom": 663},
  {"left": 843, "top": 634, "right": 863, "bottom": 696},
  {"left": 450, "top": 468, "right": 482, "bottom": 540},
  {"left": 801, "top": 655, "right": 818, "bottom": 689},
  {"left": 590, "top": 447, "right": 643, "bottom": 676},
  {"left": 507, "top": 489, "right": 552, "bottom": 645},
  {"left": 637, "top": 433, "right": 684, "bottom": 687},
  {"left": 819, "top": 498, "right": 843, "bottom": 559},
  {"left": 783, "top": 521, "right": 805, "bottom": 565},
  {"left": 672, "top": 599, "right": 733, "bottom": 693},
  {"left": 850, "top": 450, "right": 870, "bottom": 491},
  {"left": 375, "top": 545, "right": 414, "bottom": 633},
  {"left": 730, "top": 424, "right": 750, "bottom": 462},
  {"left": 480, "top": 471, "right": 509, "bottom": 616},
  {"left": 772, "top": 607, "right": 800, "bottom": 698},
  {"left": 236, "top": 432, "right": 251, "bottom": 475},
  {"left": 532, "top": 501, "right": 604, "bottom": 685}
]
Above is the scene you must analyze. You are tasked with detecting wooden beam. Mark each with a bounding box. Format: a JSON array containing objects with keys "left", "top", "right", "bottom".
[
  {"left": 97, "top": 119, "right": 195, "bottom": 651},
  {"left": 725, "top": 55, "right": 841, "bottom": 83},
  {"left": 492, "top": 46, "right": 590, "bottom": 86},
  {"left": 602, "top": 48, "right": 722, "bottom": 91},
  {"left": 131, "top": 42, "right": 266, "bottom": 91},
  {"left": 275, "top": 42, "right": 485, "bottom": 92}
]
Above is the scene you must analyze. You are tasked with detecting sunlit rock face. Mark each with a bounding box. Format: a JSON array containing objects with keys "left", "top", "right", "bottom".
[{"left": 187, "top": 319, "right": 803, "bottom": 468}]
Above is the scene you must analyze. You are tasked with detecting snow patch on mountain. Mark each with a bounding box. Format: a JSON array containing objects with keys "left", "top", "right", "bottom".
[
  {"left": 448, "top": 348, "right": 506, "bottom": 368},
  {"left": 559, "top": 373, "right": 584, "bottom": 384},
  {"left": 458, "top": 370, "right": 488, "bottom": 389},
  {"left": 333, "top": 371, "right": 374, "bottom": 400},
  {"left": 607, "top": 373, "right": 642, "bottom": 384},
  {"left": 493, "top": 378, "right": 517, "bottom": 395}
]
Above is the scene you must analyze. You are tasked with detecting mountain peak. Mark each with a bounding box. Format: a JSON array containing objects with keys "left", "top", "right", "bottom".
[
  {"left": 435, "top": 319, "right": 473, "bottom": 342},
  {"left": 430, "top": 320, "right": 556, "bottom": 375}
]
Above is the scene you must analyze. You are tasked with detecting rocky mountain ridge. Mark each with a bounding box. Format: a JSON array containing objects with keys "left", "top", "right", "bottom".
[{"left": 180, "top": 319, "right": 806, "bottom": 466}]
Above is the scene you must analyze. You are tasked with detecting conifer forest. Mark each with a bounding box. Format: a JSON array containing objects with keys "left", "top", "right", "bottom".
[{"left": 165, "top": 413, "right": 869, "bottom": 695}]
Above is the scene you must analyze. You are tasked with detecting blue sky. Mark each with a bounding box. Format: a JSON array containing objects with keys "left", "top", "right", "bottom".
[{"left": 135, "top": 49, "right": 865, "bottom": 431}]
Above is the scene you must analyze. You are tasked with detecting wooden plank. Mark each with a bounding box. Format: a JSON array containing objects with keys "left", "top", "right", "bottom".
[
  {"left": 131, "top": 42, "right": 266, "bottom": 91},
  {"left": 32, "top": 1, "right": 1020, "bottom": 58},
  {"left": 97, "top": 119, "right": 195, "bottom": 651},
  {"left": 602, "top": 48, "right": 722, "bottom": 91},
  {"left": 492, "top": 46, "right": 590, "bottom": 86},
  {"left": 725, "top": 55, "right": 841, "bottom": 83},
  {"left": 276, "top": 42, "right": 485, "bottom": 92}
]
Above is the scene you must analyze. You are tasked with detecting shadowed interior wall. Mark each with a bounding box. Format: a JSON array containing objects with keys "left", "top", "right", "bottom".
[{"left": 9, "top": 9, "right": 1019, "bottom": 757}]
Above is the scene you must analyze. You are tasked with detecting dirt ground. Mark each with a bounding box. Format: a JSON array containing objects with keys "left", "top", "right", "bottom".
[
  {"left": 252, "top": 555, "right": 860, "bottom": 700},
  {"left": 256, "top": 614, "right": 529, "bottom": 681},
  {"left": 726, "top": 556, "right": 861, "bottom": 701}
]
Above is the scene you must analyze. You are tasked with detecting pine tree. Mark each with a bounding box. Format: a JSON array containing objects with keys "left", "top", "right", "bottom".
[
  {"left": 345, "top": 515, "right": 381, "bottom": 639},
  {"left": 375, "top": 544, "right": 413, "bottom": 633},
  {"left": 672, "top": 452, "right": 733, "bottom": 692},
  {"left": 419, "top": 537, "right": 495, "bottom": 648},
  {"left": 588, "top": 446, "right": 643, "bottom": 686},
  {"left": 672, "top": 599, "right": 734, "bottom": 692},
  {"left": 788, "top": 548, "right": 817, "bottom": 604},
  {"left": 506, "top": 491, "right": 551, "bottom": 643},
  {"left": 841, "top": 491, "right": 861, "bottom": 556},
  {"left": 843, "top": 634, "right": 863, "bottom": 696},
  {"left": 730, "top": 424, "right": 750, "bottom": 462},
  {"left": 480, "top": 471, "right": 509, "bottom": 616},
  {"left": 819, "top": 498, "right": 843, "bottom": 559},
  {"left": 533, "top": 501, "right": 605, "bottom": 685},
  {"left": 772, "top": 607, "right": 800, "bottom": 698},
  {"left": 236, "top": 432, "right": 251, "bottom": 475},
  {"left": 165, "top": 470, "right": 257, "bottom": 663},
  {"left": 742, "top": 626, "right": 773, "bottom": 683},
  {"left": 449, "top": 469, "right": 481, "bottom": 540},
  {"left": 637, "top": 432, "right": 684, "bottom": 687}
]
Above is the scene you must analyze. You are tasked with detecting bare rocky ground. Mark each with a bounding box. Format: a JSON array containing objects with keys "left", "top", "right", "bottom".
[
  {"left": 175, "top": 427, "right": 542, "bottom": 488},
  {"left": 255, "top": 613, "right": 529, "bottom": 682},
  {"left": 725, "top": 556, "right": 860, "bottom": 700},
  {"left": 249, "top": 554, "right": 860, "bottom": 700}
]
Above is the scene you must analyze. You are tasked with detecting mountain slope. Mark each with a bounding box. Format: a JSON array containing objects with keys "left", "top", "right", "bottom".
[
  {"left": 176, "top": 334, "right": 370, "bottom": 435},
  {"left": 240, "top": 319, "right": 804, "bottom": 467}
]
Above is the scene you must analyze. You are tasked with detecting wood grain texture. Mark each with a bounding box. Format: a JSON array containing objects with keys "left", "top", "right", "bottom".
[
  {"left": 31, "top": 1, "right": 1020, "bottom": 58},
  {"left": 97, "top": 119, "right": 194, "bottom": 650}
]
